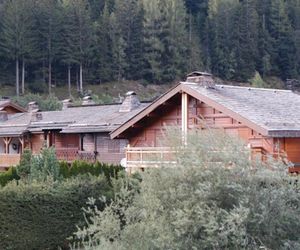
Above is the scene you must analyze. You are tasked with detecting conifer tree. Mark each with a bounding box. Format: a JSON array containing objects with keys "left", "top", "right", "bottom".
[
  {"left": 63, "top": 0, "right": 93, "bottom": 94},
  {"left": 0, "top": 0, "right": 34, "bottom": 96},
  {"left": 33, "top": 0, "right": 63, "bottom": 94}
]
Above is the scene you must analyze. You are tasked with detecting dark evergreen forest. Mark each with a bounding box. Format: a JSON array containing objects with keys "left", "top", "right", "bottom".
[{"left": 0, "top": 0, "right": 299, "bottom": 95}]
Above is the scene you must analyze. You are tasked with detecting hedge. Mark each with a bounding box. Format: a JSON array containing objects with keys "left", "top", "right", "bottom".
[
  {"left": 0, "top": 167, "right": 19, "bottom": 187},
  {"left": 59, "top": 160, "right": 123, "bottom": 181},
  {"left": 0, "top": 175, "right": 113, "bottom": 250}
]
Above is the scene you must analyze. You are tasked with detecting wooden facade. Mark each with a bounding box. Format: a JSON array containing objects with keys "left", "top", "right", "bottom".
[{"left": 112, "top": 77, "right": 300, "bottom": 173}]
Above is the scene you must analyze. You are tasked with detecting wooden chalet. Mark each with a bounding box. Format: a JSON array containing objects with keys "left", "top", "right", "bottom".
[
  {"left": 1, "top": 72, "right": 300, "bottom": 173},
  {"left": 0, "top": 93, "right": 148, "bottom": 170},
  {"left": 111, "top": 72, "right": 300, "bottom": 173}
]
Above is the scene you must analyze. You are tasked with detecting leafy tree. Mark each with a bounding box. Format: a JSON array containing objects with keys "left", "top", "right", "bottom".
[{"left": 74, "top": 130, "right": 300, "bottom": 250}]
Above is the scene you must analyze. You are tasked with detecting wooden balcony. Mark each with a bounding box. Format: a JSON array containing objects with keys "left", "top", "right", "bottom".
[
  {"left": 0, "top": 154, "right": 21, "bottom": 170},
  {"left": 125, "top": 146, "right": 177, "bottom": 171},
  {"left": 56, "top": 148, "right": 96, "bottom": 163}
]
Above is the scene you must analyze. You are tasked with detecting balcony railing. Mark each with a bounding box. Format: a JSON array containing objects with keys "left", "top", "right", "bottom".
[
  {"left": 125, "top": 146, "right": 177, "bottom": 170},
  {"left": 56, "top": 148, "right": 96, "bottom": 163},
  {"left": 0, "top": 154, "right": 21, "bottom": 169}
]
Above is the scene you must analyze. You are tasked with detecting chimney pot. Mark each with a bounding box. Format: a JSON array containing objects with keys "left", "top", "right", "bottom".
[
  {"left": 82, "top": 95, "right": 95, "bottom": 105},
  {"left": 62, "top": 99, "right": 72, "bottom": 110},
  {"left": 28, "top": 101, "right": 39, "bottom": 112}
]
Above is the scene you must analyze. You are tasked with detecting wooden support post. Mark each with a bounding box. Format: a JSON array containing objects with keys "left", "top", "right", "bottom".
[
  {"left": 181, "top": 92, "right": 188, "bottom": 145},
  {"left": 93, "top": 133, "right": 97, "bottom": 163},
  {"left": 19, "top": 136, "right": 24, "bottom": 154},
  {"left": 3, "top": 137, "right": 12, "bottom": 154}
]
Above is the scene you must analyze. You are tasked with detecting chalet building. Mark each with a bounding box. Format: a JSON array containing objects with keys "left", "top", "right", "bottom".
[
  {"left": 1, "top": 72, "right": 300, "bottom": 173},
  {"left": 111, "top": 72, "right": 300, "bottom": 173},
  {"left": 0, "top": 92, "right": 148, "bottom": 170}
]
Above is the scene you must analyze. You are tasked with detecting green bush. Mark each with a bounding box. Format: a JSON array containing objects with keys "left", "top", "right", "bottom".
[
  {"left": 0, "top": 175, "right": 113, "bottom": 250},
  {"left": 17, "top": 149, "right": 32, "bottom": 179},
  {"left": 12, "top": 93, "right": 62, "bottom": 111},
  {"left": 74, "top": 130, "right": 300, "bottom": 250},
  {"left": 59, "top": 160, "right": 123, "bottom": 182},
  {"left": 30, "top": 147, "right": 61, "bottom": 182},
  {"left": 0, "top": 167, "right": 19, "bottom": 187}
]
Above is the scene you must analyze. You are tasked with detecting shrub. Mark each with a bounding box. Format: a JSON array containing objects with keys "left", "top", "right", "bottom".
[
  {"left": 59, "top": 161, "right": 123, "bottom": 182},
  {"left": 17, "top": 148, "right": 32, "bottom": 179},
  {"left": 74, "top": 130, "right": 300, "bottom": 250},
  {"left": 0, "top": 175, "right": 113, "bottom": 250},
  {"left": 0, "top": 167, "right": 19, "bottom": 187},
  {"left": 29, "top": 147, "right": 61, "bottom": 182}
]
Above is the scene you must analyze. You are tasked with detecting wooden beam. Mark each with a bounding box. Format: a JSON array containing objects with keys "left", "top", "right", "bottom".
[
  {"left": 3, "top": 137, "right": 12, "bottom": 154},
  {"left": 19, "top": 136, "right": 24, "bottom": 154},
  {"left": 181, "top": 92, "right": 188, "bottom": 144}
]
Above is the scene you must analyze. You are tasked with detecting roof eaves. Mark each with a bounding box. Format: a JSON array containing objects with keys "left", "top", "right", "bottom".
[{"left": 110, "top": 83, "right": 183, "bottom": 139}]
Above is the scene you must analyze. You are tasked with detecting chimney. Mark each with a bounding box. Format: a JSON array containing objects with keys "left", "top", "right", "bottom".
[
  {"left": 82, "top": 95, "right": 95, "bottom": 106},
  {"left": 62, "top": 99, "right": 72, "bottom": 110},
  {"left": 27, "top": 101, "right": 39, "bottom": 112},
  {"left": 286, "top": 79, "right": 300, "bottom": 91},
  {"left": 186, "top": 71, "right": 215, "bottom": 88},
  {"left": 0, "top": 111, "right": 8, "bottom": 122},
  {"left": 31, "top": 112, "right": 43, "bottom": 122},
  {"left": 119, "top": 91, "right": 141, "bottom": 112}
]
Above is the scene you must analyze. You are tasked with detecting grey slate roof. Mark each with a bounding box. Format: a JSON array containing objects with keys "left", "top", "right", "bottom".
[
  {"left": 0, "top": 102, "right": 149, "bottom": 136},
  {"left": 184, "top": 83, "right": 300, "bottom": 137}
]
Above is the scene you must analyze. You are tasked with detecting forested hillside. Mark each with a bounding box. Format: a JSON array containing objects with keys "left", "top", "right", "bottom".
[{"left": 0, "top": 0, "right": 299, "bottom": 96}]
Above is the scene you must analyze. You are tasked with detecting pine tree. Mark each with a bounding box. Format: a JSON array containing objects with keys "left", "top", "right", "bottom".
[
  {"left": 32, "top": 0, "right": 63, "bottom": 94},
  {"left": 0, "top": 0, "right": 35, "bottom": 96},
  {"left": 231, "top": 0, "right": 259, "bottom": 81},
  {"left": 268, "top": 0, "right": 296, "bottom": 79},
  {"left": 63, "top": 0, "right": 93, "bottom": 94},
  {"left": 92, "top": 3, "right": 115, "bottom": 83}
]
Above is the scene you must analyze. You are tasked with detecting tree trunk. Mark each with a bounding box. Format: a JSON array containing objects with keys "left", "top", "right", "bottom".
[
  {"left": 16, "top": 57, "right": 20, "bottom": 96},
  {"left": 79, "top": 62, "right": 83, "bottom": 94},
  {"left": 48, "top": 61, "right": 52, "bottom": 94},
  {"left": 76, "top": 69, "right": 79, "bottom": 92},
  {"left": 68, "top": 65, "right": 71, "bottom": 97},
  {"left": 21, "top": 58, "right": 25, "bottom": 95}
]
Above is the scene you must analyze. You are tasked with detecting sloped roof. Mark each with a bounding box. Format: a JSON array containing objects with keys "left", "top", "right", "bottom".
[
  {"left": 0, "top": 113, "right": 31, "bottom": 136},
  {"left": 0, "top": 100, "right": 27, "bottom": 113},
  {"left": 0, "top": 102, "right": 150, "bottom": 136},
  {"left": 111, "top": 82, "right": 300, "bottom": 138}
]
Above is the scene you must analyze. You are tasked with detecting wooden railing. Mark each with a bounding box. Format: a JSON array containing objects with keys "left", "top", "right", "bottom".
[
  {"left": 56, "top": 148, "right": 96, "bottom": 163},
  {"left": 125, "top": 146, "right": 177, "bottom": 169},
  {"left": 0, "top": 154, "right": 21, "bottom": 169}
]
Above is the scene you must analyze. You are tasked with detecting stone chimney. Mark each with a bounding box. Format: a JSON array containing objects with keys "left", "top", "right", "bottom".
[
  {"left": 82, "top": 95, "right": 95, "bottom": 106},
  {"left": 186, "top": 72, "right": 215, "bottom": 88},
  {"left": 119, "top": 91, "right": 141, "bottom": 112},
  {"left": 27, "top": 101, "right": 39, "bottom": 112},
  {"left": 0, "top": 111, "right": 8, "bottom": 122},
  {"left": 62, "top": 99, "right": 72, "bottom": 110}
]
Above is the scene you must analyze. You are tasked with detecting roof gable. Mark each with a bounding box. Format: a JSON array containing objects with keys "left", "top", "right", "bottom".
[
  {"left": 111, "top": 82, "right": 300, "bottom": 138},
  {"left": 0, "top": 100, "right": 27, "bottom": 113}
]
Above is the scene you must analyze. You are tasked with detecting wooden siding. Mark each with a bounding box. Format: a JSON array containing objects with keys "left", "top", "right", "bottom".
[
  {"left": 31, "top": 134, "right": 44, "bottom": 154},
  {"left": 96, "top": 134, "right": 128, "bottom": 164},
  {"left": 55, "top": 134, "right": 79, "bottom": 149},
  {"left": 127, "top": 94, "right": 182, "bottom": 147},
  {"left": 126, "top": 94, "right": 278, "bottom": 163}
]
